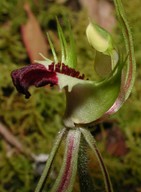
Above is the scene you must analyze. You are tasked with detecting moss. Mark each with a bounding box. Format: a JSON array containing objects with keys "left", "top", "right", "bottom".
[{"left": 0, "top": 0, "right": 141, "bottom": 191}]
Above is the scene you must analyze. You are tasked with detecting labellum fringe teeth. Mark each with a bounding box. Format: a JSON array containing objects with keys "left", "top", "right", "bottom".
[
  {"left": 11, "top": 62, "right": 85, "bottom": 99},
  {"left": 46, "top": 62, "right": 85, "bottom": 79}
]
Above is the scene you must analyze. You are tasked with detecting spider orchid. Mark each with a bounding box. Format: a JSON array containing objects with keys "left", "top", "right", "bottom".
[{"left": 11, "top": 0, "right": 136, "bottom": 192}]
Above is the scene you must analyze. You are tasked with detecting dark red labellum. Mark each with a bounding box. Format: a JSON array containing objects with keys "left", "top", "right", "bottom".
[
  {"left": 11, "top": 62, "right": 85, "bottom": 99},
  {"left": 11, "top": 64, "right": 58, "bottom": 98}
]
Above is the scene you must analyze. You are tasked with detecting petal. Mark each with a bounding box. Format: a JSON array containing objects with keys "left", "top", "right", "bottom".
[
  {"left": 86, "top": 22, "right": 114, "bottom": 55},
  {"left": 11, "top": 63, "right": 58, "bottom": 98},
  {"left": 102, "top": 56, "right": 134, "bottom": 118},
  {"left": 100, "top": 0, "right": 136, "bottom": 118},
  {"left": 11, "top": 63, "right": 86, "bottom": 99},
  {"left": 64, "top": 54, "right": 124, "bottom": 126}
]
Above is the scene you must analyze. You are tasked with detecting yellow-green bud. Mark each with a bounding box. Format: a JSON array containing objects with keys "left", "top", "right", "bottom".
[{"left": 86, "top": 22, "right": 114, "bottom": 55}]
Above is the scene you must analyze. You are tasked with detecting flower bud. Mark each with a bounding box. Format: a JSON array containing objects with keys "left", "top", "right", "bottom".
[{"left": 86, "top": 22, "right": 114, "bottom": 55}]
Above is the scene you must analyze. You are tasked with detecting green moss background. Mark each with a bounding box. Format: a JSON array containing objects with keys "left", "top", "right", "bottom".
[{"left": 0, "top": 0, "right": 141, "bottom": 191}]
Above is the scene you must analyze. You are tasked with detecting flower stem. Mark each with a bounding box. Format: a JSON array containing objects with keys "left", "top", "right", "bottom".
[
  {"left": 80, "top": 128, "right": 113, "bottom": 192},
  {"left": 35, "top": 128, "right": 66, "bottom": 192}
]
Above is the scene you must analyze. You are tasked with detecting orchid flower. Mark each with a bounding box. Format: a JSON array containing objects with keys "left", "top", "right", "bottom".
[{"left": 11, "top": 0, "right": 136, "bottom": 192}]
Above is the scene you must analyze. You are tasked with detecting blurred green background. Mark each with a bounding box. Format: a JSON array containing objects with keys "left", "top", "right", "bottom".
[{"left": 0, "top": 0, "right": 141, "bottom": 191}]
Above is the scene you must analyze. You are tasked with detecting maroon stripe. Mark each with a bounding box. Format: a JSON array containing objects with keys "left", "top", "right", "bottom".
[{"left": 57, "top": 134, "right": 75, "bottom": 192}]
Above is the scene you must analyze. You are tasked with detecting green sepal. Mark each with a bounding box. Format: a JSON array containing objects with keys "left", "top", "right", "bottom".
[
  {"left": 63, "top": 54, "right": 124, "bottom": 126},
  {"left": 35, "top": 128, "right": 66, "bottom": 192},
  {"left": 64, "top": 75, "right": 121, "bottom": 126},
  {"left": 113, "top": 0, "right": 136, "bottom": 101},
  {"left": 80, "top": 128, "right": 113, "bottom": 192},
  {"left": 51, "top": 129, "right": 81, "bottom": 192}
]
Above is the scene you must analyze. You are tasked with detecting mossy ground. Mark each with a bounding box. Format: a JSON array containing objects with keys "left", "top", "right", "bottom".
[{"left": 0, "top": 0, "right": 141, "bottom": 191}]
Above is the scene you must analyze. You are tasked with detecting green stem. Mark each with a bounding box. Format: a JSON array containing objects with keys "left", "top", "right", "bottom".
[
  {"left": 51, "top": 129, "right": 81, "bottom": 192},
  {"left": 35, "top": 128, "right": 66, "bottom": 192},
  {"left": 80, "top": 128, "right": 113, "bottom": 192}
]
